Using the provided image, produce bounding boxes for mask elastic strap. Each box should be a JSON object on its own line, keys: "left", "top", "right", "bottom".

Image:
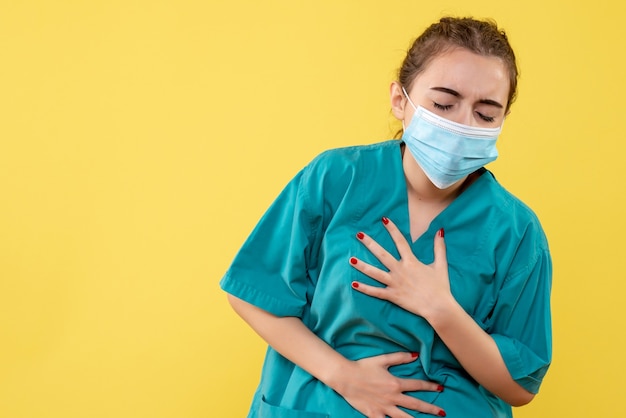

{"left": 401, "top": 86, "right": 418, "bottom": 111}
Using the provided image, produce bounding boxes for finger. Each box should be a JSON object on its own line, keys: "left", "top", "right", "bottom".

{"left": 381, "top": 217, "right": 413, "bottom": 259}
{"left": 433, "top": 228, "right": 447, "bottom": 268}
{"left": 397, "top": 394, "right": 446, "bottom": 417}
{"left": 355, "top": 231, "right": 398, "bottom": 271}
{"left": 349, "top": 256, "right": 390, "bottom": 285}
{"left": 386, "top": 406, "right": 414, "bottom": 418}
{"left": 370, "top": 351, "right": 420, "bottom": 368}
{"left": 350, "top": 280, "right": 392, "bottom": 301}
{"left": 398, "top": 378, "right": 444, "bottom": 394}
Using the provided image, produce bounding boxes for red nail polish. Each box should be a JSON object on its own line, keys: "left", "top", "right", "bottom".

{"left": 438, "top": 228, "right": 445, "bottom": 238}
{"left": 356, "top": 232, "right": 364, "bottom": 240}
{"left": 411, "top": 352, "right": 419, "bottom": 358}
{"left": 438, "top": 410, "right": 446, "bottom": 417}
{"left": 350, "top": 257, "right": 358, "bottom": 265}
{"left": 382, "top": 217, "right": 389, "bottom": 225}
{"left": 351, "top": 281, "right": 359, "bottom": 289}
{"left": 437, "top": 385, "right": 444, "bottom": 392}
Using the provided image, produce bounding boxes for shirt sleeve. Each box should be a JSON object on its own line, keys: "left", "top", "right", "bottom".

{"left": 486, "top": 222, "right": 553, "bottom": 394}
{"left": 219, "top": 166, "right": 322, "bottom": 318}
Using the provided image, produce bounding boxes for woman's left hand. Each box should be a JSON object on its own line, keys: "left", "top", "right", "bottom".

{"left": 350, "top": 217, "right": 452, "bottom": 320}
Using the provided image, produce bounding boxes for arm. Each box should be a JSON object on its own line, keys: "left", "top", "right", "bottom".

{"left": 227, "top": 293, "right": 446, "bottom": 417}
{"left": 426, "top": 297, "right": 534, "bottom": 406}
{"left": 227, "top": 293, "right": 348, "bottom": 386}
{"left": 350, "top": 219, "right": 535, "bottom": 406}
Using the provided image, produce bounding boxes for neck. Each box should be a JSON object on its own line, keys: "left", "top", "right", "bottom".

{"left": 402, "top": 147, "right": 468, "bottom": 203}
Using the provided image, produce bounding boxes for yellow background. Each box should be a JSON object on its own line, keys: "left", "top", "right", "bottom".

{"left": 1, "top": 1, "right": 624, "bottom": 417}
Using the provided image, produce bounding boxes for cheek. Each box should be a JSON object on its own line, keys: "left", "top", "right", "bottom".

{"left": 403, "top": 108, "right": 416, "bottom": 127}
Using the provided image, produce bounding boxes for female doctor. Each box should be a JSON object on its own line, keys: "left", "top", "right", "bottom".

{"left": 220, "top": 16, "right": 552, "bottom": 418}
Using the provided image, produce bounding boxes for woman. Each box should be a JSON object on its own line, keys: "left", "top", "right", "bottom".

{"left": 220, "top": 17, "right": 552, "bottom": 418}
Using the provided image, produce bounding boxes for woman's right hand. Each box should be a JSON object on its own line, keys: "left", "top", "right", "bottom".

{"left": 330, "top": 352, "right": 446, "bottom": 418}
{"left": 227, "top": 295, "right": 445, "bottom": 417}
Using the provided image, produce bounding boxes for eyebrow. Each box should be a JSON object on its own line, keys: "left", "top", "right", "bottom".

{"left": 430, "top": 87, "right": 504, "bottom": 109}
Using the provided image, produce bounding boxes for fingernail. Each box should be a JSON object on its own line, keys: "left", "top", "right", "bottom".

{"left": 356, "top": 232, "right": 364, "bottom": 240}
{"left": 438, "top": 228, "right": 445, "bottom": 238}
{"left": 437, "top": 384, "right": 444, "bottom": 392}
{"left": 438, "top": 410, "right": 446, "bottom": 417}
{"left": 411, "top": 352, "right": 419, "bottom": 358}
{"left": 350, "top": 257, "right": 358, "bottom": 265}
{"left": 382, "top": 216, "right": 389, "bottom": 225}
{"left": 351, "top": 281, "right": 359, "bottom": 289}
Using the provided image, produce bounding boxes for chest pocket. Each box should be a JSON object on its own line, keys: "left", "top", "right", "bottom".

{"left": 447, "top": 252, "right": 498, "bottom": 324}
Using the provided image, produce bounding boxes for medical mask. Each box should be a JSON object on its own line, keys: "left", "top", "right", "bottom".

{"left": 401, "top": 87, "right": 501, "bottom": 189}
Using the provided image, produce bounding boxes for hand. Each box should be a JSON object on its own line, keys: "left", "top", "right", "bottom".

{"left": 350, "top": 217, "right": 452, "bottom": 321}
{"left": 331, "top": 352, "right": 445, "bottom": 418}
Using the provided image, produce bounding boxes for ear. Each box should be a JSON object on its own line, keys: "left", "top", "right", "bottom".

{"left": 390, "top": 81, "right": 407, "bottom": 120}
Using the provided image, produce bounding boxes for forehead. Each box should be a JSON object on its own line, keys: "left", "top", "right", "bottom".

{"left": 415, "top": 48, "right": 509, "bottom": 100}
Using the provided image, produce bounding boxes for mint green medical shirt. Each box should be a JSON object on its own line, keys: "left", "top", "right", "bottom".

{"left": 220, "top": 140, "right": 552, "bottom": 418}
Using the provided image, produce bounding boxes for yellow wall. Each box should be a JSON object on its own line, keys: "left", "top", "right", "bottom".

{"left": 1, "top": 1, "right": 624, "bottom": 417}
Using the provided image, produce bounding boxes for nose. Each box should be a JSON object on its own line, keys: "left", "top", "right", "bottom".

{"left": 456, "top": 108, "right": 475, "bottom": 126}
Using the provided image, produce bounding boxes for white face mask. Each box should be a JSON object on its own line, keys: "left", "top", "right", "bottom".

{"left": 401, "top": 87, "right": 502, "bottom": 189}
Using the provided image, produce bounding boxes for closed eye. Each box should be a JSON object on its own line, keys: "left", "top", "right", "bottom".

{"left": 433, "top": 102, "right": 452, "bottom": 111}
{"left": 477, "top": 112, "right": 495, "bottom": 123}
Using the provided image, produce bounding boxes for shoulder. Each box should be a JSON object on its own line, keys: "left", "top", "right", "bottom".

{"left": 481, "top": 171, "right": 549, "bottom": 252}
{"left": 301, "top": 139, "right": 400, "bottom": 188}
{"left": 306, "top": 139, "right": 399, "bottom": 171}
